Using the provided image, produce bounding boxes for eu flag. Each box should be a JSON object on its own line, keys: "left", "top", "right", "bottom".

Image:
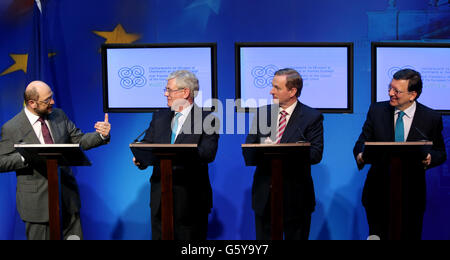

{"left": 27, "top": 0, "right": 54, "bottom": 88}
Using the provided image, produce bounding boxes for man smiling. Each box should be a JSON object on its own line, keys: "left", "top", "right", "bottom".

{"left": 354, "top": 69, "right": 447, "bottom": 240}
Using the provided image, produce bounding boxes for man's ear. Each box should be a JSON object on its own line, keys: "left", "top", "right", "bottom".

{"left": 290, "top": 87, "right": 297, "bottom": 98}
{"left": 410, "top": 91, "right": 418, "bottom": 102}
{"left": 183, "top": 88, "right": 191, "bottom": 99}
{"left": 27, "top": 100, "right": 36, "bottom": 108}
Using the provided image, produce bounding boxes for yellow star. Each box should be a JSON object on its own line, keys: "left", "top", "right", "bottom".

{"left": 0, "top": 53, "right": 57, "bottom": 77}
{"left": 0, "top": 54, "right": 29, "bottom": 76}
{"left": 93, "top": 24, "right": 141, "bottom": 44}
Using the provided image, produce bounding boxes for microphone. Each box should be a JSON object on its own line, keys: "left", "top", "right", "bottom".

{"left": 414, "top": 126, "right": 430, "bottom": 141}
{"left": 133, "top": 129, "right": 147, "bottom": 143}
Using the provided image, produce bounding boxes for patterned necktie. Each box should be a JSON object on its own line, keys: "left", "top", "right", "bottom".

{"left": 275, "top": 110, "right": 288, "bottom": 144}
{"left": 171, "top": 112, "right": 182, "bottom": 144}
{"left": 395, "top": 111, "right": 405, "bottom": 142}
{"left": 38, "top": 117, "right": 54, "bottom": 144}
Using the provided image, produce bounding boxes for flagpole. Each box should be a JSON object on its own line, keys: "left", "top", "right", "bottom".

{"left": 35, "top": 0, "right": 42, "bottom": 13}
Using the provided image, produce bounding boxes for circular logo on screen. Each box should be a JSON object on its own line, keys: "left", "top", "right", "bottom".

{"left": 252, "top": 65, "right": 278, "bottom": 89}
{"left": 387, "top": 66, "right": 416, "bottom": 78}
{"left": 118, "top": 66, "right": 147, "bottom": 89}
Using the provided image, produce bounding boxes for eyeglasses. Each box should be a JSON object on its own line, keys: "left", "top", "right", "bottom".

{"left": 35, "top": 96, "right": 53, "bottom": 105}
{"left": 388, "top": 86, "right": 411, "bottom": 95}
{"left": 163, "top": 88, "right": 185, "bottom": 94}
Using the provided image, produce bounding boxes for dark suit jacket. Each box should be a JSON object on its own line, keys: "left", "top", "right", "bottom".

{"left": 140, "top": 105, "right": 219, "bottom": 218}
{"left": 244, "top": 102, "right": 324, "bottom": 219}
{"left": 0, "top": 108, "right": 109, "bottom": 222}
{"left": 353, "top": 101, "right": 447, "bottom": 212}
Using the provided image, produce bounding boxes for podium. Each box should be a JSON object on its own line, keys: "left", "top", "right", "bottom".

{"left": 130, "top": 143, "right": 199, "bottom": 240}
{"left": 242, "top": 143, "right": 311, "bottom": 240}
{"left": 363, "top": 141, "right": 432, "bottom": 240}
{"left": 14, "top": 144, "right": 91, "bottom": 240}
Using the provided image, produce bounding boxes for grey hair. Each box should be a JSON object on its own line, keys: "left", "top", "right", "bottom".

{"left": 167, "top": 70, "right": 199, "bottom": 99}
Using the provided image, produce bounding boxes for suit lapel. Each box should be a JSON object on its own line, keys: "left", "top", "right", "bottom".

{"left": 164, "top": 110, "right": 174, "bottom": 143}
{"left": 174, "top": 105, "right": 200, "bottom": 144}
{"left": 407, "top": 102, "right": 425, "bottom": 141}
{"left": 47, "top": 111, "right": 61, "bottom": 143}
{"left": 384, "top": 103, "right": 395, "bottom": 141}
{"left": 17, "top": 110, "right": 40, "bottom": 144}
{"left": 280, "top": 102, "right": 303, "bottom": 143}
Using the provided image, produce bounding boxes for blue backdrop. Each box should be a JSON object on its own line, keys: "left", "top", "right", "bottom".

{"left": 0, "top": 0, "right": 449, "bottom": 240}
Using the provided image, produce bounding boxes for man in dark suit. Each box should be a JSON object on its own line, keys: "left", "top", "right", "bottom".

{"left": 354, "top": 69, "right": 447, "bottom": 240}
{"left": 244, "top": 68, "right": 324, "bottom": 240}
{"left": 133, "top": 70, "right": 219, "bottom": 240}
{"left": 0, "top": 81, "right": 111, "bottom": 240}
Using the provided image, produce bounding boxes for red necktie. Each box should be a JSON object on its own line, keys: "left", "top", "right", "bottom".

{"left": 275, "top": 110, "right": 288, "bottom": 144}
{"left": 38, "top": 117, "right": 54, "bottom": 144}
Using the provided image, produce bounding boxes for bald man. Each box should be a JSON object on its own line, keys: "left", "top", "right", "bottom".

{"left": 0, "top": 81, "right": 111, "bottom": 240}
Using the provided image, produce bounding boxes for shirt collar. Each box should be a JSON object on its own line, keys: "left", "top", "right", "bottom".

{"left": 24, "top": 107, "right": 41, "bottom": 125}
{"left": 177, "top": 103, "right": 194, "bottom": 117}
{"left": 395, "top": 101, "right": 416, "bottom": 119}
{"left": 280, "top": 100, "right": 298, "bottom": 116}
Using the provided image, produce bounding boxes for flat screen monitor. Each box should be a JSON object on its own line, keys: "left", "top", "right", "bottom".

{"left": 372, "top": 42, "right": 450, "bottom": 114}
{"left": 235, "top": 42, "right": 353, "bottom": 113}
{"left": 102, "top": 43, "right": 217, "bottom": 112}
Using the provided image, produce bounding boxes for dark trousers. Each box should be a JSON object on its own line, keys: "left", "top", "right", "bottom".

{"left": 25, "top": 213, "right": 83, "bottom": 240}
{"left": 151, "top": 206, "right": 209, "bottom": 240}
{"left": 255, "top": 208, "right": 311, "bottom": 240}
{"left": 365, "top": 206, "right": 425, "bottom": 240}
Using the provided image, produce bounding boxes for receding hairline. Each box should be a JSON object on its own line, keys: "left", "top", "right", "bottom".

{"left": 24, "top": 81, "right": 52, "bottom": 102}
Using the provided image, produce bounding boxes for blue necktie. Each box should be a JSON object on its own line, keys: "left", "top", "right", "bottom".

{"left": 395, "top": 111, "right": 405, "bottom": 142}
{"left": 171, "top": 112, "right": 182, "bottom": 144}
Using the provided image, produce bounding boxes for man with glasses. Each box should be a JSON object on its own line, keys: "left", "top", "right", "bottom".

{"left": 353, "top": 69, "right": 447, "bottom": 239}
{"left": 0, "top": 80, "right": 111, "bottom": 240}
{"left": 133, "top": 70, "right": 219, "bottom": 240}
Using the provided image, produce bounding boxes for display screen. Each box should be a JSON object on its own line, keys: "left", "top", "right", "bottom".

{"left": 372, "top": 42, "right": 450, "bottom": 114}
{"left": 235, "top": 43, "right": 353, "bottom": 113}
{"left": 102, "top": 43, "right": 217, "bottom": 112}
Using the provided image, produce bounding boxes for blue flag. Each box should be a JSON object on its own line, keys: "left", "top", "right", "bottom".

{"left": 26, "top": 0, "right": 53, "bottom": 87}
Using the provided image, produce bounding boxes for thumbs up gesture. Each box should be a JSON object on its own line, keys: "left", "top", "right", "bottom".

{"left": 95, "top": 113, "right": 111, "bottom": 137}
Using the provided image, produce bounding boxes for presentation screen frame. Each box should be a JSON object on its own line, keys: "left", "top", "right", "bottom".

{"left": 101, "top": 43, "right": 218, "bottom": 113}
{"left": 372, "top": 41, "right": 450, "bottom": 115}
{"left": 235, "top": 42, "right": 354, "bottom": 113}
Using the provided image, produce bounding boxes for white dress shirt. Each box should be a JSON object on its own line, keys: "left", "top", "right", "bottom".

{"left": 172, "top": 104, "right": 194, "bottom": 139}
{"left": 263, "top": 101, "right": 298, "bottom": 144}
{"left": 24, "top": 107, "right": 54, "bottom": 144}
{"left": 277, "top": 101, "right": 298, "bottom": 127}
{"left": 394, "top": 101, "right": 416, "bottom": 142}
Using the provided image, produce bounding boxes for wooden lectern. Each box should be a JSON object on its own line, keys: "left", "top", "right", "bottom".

{"left": 14, "top": 144, "right": 92, "bottom": 240}
{"left": 363, "top": 141, "right": 432, "bottom": 240}
{"left": 130, "top": 143, "right": 199, "bottom": 240}
{"left": 242, "top": 143, "right": 311, "bottom": 240}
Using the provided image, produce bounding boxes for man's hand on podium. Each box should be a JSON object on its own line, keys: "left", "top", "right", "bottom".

{"left": 422, "top": 153, "right": 431, "bottom": 169}
{"left": 133, "top": 157, "right": 148, "bottom": 170}
{"left": 356, "top": 152, "right": 365, "bottom": 170}
{"left": 95, "top": 113, "right": 111, "bottom": 138}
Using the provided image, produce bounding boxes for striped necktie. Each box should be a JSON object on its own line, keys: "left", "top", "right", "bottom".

{"left": 171, "top": 112, "right": 182, "bottom": 144}
{"left": 395, "top": 111, "right": 406, "bottom": 142}
{"left": 275, "top": 110, "right": 288, "bottom": 144}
